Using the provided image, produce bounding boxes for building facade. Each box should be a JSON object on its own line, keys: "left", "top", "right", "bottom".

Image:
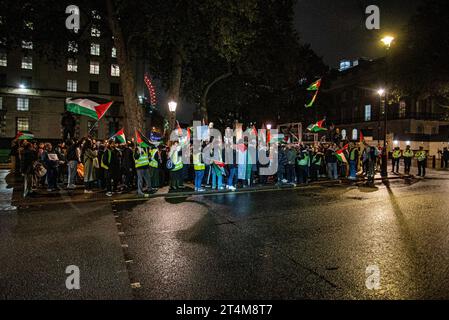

{"left": 326, "top": 58, "right": 449, "bottom": 155}
{"left": 0, "top": 17, "right": 145, "bottom": 145}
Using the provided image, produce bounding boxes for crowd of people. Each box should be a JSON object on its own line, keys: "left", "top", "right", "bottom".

{"left": 9, "top": 126, "right": 438, "bottom": 199}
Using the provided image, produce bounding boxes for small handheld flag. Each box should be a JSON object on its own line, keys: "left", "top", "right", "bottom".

{"left": 110, "top": 128, "right": 126, "bottom": 143}
{"left": 307, "top": 119, "right": 327, "bottom": 133}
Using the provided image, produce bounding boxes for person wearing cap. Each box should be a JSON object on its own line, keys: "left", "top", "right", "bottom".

{"left": 403, "top": 145, "right": 414, "bottom": 175}
{"left": 415, "top": 146, "right": 427, "bottom": 177}
{"left": 392, "top": 146, "right": 402, "bottom": 174}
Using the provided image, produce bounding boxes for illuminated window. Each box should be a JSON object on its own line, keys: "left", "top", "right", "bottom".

{"left": 22, "top": 40, "right": 33, "bottom": 49}
{"left": 67, "top": 58, "right": 77, "bottom": 72}
{"left": 68, "top": 41, "right": 78, "bottom": 53}
{"left": 90, "top": 43, "right": 100, "bottom": 56}
{"left": 399, "top": 101, "right": 406, "bottom": 118}
{"left": 341, "top": 129, "right": 347, "bottom": 140}
{"left": 111, "top": 47, "right": 117, "bottom": 58}
{"left": 21, "top": 56, "right": 32, "bottom": 69}
{"left": 16, "top": 117, "right": 29, "bottom": 131}
{"left": 111, "top": 64, "right": 120, "bottom": 77}
{"left": 364, "top": 104, "right": 372, "bottom": 121}
{"left": 90, "top": 61, "right": 100, "bottom": 74}
{"left": 91, "top": 26, "right": 101, "bottom": 37}
{"left": 0, "top": 51, "right": 6, "bottom": 67}
{"left": 17, "top": 97, "right": 29, "bottom": 111}
{"left": 0, "top": 97, "right": 3, "bottom": 110}
{"left": 67, "top": 80, "right": 77, "bottom": 92}
{"left": 352, "top": 129, "right": 358, "bottom": 141}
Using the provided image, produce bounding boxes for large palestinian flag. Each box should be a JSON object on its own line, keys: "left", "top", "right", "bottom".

{"left": 66, "top": 98, "right": 113, "bottom": 120}
{"left": 16, "top": 130, "right": 34, "bottom": 140}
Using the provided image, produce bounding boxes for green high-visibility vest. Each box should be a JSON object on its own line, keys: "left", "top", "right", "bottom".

{"left": 149, "top": 149, "right": 158, "bottom": 168}
{"left": 135, "top": 151, "right": 150, "bottom": 168}
{"left": 298, "top": 152, "right": 310, "bottom": 166}
{"left": 101, "top": 150, "right": 111, "bottom": 170}
{"left": 393, "top": 150, "right": 402, "bottom": 159}
{"left": 313, "top": 155, "right": 322, "bottom": 166}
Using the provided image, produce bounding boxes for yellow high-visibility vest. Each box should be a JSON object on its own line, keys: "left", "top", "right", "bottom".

{"left": 149, "top": 149, "right": 158, "bottom": 168}
{"left": 193, "top": 153, "right": 205, "bottom": 171}
{"left": 403, "top": 150, "right": 414, "bottom": 158}
{"left": 416, "top": 151, "right": 427, "bottom": 162}
{"left": 393, "top": 150, "right": 402, "bottom": 159}
{"left": 135, "top": 151, "right": 150, "bottom": 168}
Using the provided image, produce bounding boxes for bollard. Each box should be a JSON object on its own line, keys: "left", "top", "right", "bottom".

{"left": 433, "top": 156, "right": 436, "bottom": 169}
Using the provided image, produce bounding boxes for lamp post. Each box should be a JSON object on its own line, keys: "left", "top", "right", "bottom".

{"left": 377, "top": 88, "right": 385, "bottom": 145}
{"left": 168, "top": 100, "right": 177, "bottom": 132}
{"left": 380, "top": 35, "right": 395, "bottom": 178}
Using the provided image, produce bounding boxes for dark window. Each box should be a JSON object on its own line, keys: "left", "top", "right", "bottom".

{"left": 0, "top": 74, "right": 6, "bottom": 86}
{"left": 89, "top": 81, "right": 99, "bottom": 94}
{"left": 110, "top": 83, "right": 120, "bottom": 96}
{"left": 20, "top": 76, "right": 32, "bottom": 88}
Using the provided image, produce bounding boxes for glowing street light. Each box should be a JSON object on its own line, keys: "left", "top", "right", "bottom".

{"left": 168, "top": 100, "right": 177, "bottom": 113}
{"left": 381, "top": 35, "right": 395, "bottom": 49}
{"left": 377, "top": 88, "right": 385, "bottom": 96}
{"left": 266, "top": 124, "right": 272, "bottom": 130}
{"left": 19, "top": 84, "right": 26, "bottom": 89}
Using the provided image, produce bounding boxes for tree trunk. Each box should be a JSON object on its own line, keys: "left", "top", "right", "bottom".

{"left": 199, "top": 72, "right": 233, "bottom": 123}
{"left": 106, "top": 0, "right": 144, "bottom": 137}
{"left": 166, "top": 47, "right": 183, "bottom": 136}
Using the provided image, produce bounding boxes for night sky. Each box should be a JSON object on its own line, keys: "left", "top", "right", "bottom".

{"left": 295, "top": 0, "right": 424, "bottom": 68}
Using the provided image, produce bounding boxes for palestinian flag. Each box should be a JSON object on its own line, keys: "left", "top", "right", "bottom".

{"left": 16, "top": 130, "right": 34, "bottom": 140}
{"left": 307, "top": 79, "right": 322, "bottom": 91}
{"left": 305, "top": 79, "right": 322, "bottom": 108}
{"left": 212, "top": 160, "right": 226, "bottom": 177}
{"left": 135, "top": 129, "right": 152, "bottom": 148}
{"left": 336, "top": 148, "right": 348, "bottom": 163}
{"left": 66, "top": 98, "right": 113, "bottom": 120}
{"left": 307, "top": 119, "right": 327, "bottom": 133}
{"left": 110, "top": 128, "right": 126, "bottom": 143}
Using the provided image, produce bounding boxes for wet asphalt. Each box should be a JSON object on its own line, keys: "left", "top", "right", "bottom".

{"left": 2, "top": 169, "right": 449, "bottom": 299}
{"left": 114, "top": 171, "right": 449, "bottom": 299}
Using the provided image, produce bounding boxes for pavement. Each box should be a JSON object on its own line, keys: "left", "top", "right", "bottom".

{"left": 1, "top": 167, "right": 449, "bottom": 299}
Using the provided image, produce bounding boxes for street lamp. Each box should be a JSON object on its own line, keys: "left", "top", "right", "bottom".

{"left": 381, "top": 36, "right": 395, "bottom": 50}
{"left": 379, "top": 35, "right": 395, "bottom": 178}
{"left": 168, "top": 100, "right": 177, "bottom": 132}
{"left": 266, "top": 124, "right": 272, "bottom": 130}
